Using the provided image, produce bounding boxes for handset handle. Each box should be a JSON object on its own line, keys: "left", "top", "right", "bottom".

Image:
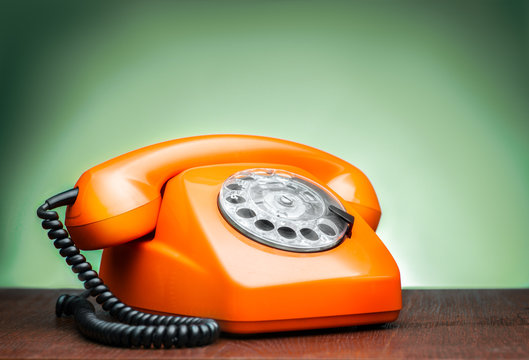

{"left": 66, "top": 135, "right": 380, "bottom": 249}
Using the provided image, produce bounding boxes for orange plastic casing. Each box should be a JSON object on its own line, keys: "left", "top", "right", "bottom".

{"left": 64, "top": 135, "right": 401, "bottom": 333}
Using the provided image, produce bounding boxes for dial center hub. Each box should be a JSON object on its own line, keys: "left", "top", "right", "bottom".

{"left": 278, "top": 195, "right": 294, "bottom": 206}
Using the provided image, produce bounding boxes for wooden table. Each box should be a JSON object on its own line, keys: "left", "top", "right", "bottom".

{"left": 0, "top": 288, "right": 527, "bottom": 359}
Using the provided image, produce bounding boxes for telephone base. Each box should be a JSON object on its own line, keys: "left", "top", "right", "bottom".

{"left": 98, "top": 162, "right": 402, "bottom": 335}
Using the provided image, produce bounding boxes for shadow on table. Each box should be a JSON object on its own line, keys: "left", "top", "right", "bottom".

{"left": 222, "top": 322, "right": 399, "bottom": 340}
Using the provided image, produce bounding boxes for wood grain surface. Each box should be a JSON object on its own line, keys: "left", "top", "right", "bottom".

{"left": 0, "top": 289, "right": 527, "bottom": 359}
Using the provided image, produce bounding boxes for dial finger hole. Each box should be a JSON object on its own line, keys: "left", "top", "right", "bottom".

{"left": 236, "top": 208, "right": 256, "bottom": 218}
{"left": 318, "top": 223, "right": 336, "bottom": 236}
{"left": 300, "top": 228, "right": 319, "bottom": 241}
{"left": 278, "top": 226, "right": 296, "bottom": 239}
{"left": 255, "top": 219, "right": 274, "bottom": 231}
{"left": 227, "top": 183, "right": 243, "bottom": 190}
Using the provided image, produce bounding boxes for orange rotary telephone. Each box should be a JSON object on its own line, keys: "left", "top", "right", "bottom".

{"left": 37, "top": 135, "right": 401, "bottom": 348}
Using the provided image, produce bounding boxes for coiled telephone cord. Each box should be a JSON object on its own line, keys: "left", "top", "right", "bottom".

{"left": 37, "top": 188, "right": 220, "bottom": 348}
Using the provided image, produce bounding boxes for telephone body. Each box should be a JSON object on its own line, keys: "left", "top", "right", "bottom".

{"left": 58, "top": 135, "right": 401, "bottom": 334}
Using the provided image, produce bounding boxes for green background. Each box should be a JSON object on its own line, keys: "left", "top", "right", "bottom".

{"left": 1, "top": 0, "right": 528, "bottom": 289}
